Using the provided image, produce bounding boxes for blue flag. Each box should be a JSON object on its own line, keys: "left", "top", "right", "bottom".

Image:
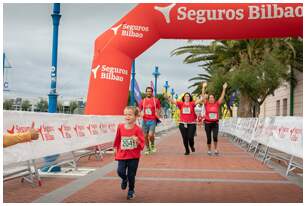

{"left": 134, "top": 80, "right": 142, "bottom": 105}
{"left": 228, "top": 90, "right": 238, "bottom": 107}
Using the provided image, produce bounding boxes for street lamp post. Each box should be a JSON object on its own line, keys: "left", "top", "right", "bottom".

{"left": 163, "top": 81, "right": 169, "bottom": 94}
{"left": 43, "top": 3, "right": 61, "bottom": 173}
{"left": 169, "top": 88, "right": 175, "bottom": 119}
{"left": 130, "top": 60, "right": 136, "bottom": 106}
{"left": 152, "top": 66, "right": 160, "bottom": 96}
{"left": 48, "top": 3, "right": 61, "bottom": 113}
{"left": 170, "top": 88, "right": 175, "bottom": 99}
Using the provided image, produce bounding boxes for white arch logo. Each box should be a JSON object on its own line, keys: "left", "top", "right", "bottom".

{"left": 91, "top": 65, "right": 100, "bottom": 79}
{"left": 154, "top": 3, "right": 176, "bottom": 24}
{"left": 111, "top": 24, "right": 123, "bottom": 35}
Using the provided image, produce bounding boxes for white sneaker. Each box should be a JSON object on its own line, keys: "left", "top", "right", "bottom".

{"left": 144, "top": 148, "right": 151, "bottom": 155}
{"left": 207, "top": 151, "right": 212, "bottom": 156}
{"left": 214, "top": 150, "right": 219, "bottom": 155}
{"left": 150, "top": 145, "right": 157, "bottom": 153}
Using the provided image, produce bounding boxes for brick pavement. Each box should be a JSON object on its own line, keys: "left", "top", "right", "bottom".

{"left": 63, "top": 127, "right": 302, "bottom": 203}
{"left": 3, "top": 177, "right": 75, "bottom": 203}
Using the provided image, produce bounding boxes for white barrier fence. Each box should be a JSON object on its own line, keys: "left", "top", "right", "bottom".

{"left": 3, "top": 111, "right": 176, "bottom": 167}
{"left": 220, "top": 116, "right": 303, "bottom": 159}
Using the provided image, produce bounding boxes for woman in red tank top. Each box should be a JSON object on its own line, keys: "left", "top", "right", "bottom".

{"left": 203, "top": 82, "right": 228, "bottom": 156}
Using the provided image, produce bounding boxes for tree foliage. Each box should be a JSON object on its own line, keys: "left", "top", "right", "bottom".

{"left": 35, "top": 99, "right": 48, "bottom": 112}
{"left": 172, "top": 38, "right": 302, "bottom": 117}
{"left": 69, "top": 101, "right": 78, "bottom": 114}
{"left": 21, "top": 100, "right": 31, "bottom": 111}
{"left": 3, "top": 99, "right": 14, "bottom": 110}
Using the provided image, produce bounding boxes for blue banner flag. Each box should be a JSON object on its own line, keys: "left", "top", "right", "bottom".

{"left": 134, "top": 80, "right": 142, "bottom": 105}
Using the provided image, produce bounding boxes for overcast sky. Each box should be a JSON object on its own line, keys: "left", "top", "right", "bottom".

{"left": 3, "top": 3, "right": 210, "bottom": 101}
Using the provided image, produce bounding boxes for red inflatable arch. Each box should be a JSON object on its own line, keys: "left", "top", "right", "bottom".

{"left": 85, "top": 3, "right": 302, "bottom": 115}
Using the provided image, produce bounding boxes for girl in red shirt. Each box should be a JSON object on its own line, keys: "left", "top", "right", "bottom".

{"left": 113, "top": 106, "right": 145, "bottom": 200}
{"left": 203, "top": 82, "right": 228, "bottom": 155}
{"left": 164, "top": 84, "right": 205, "bottom": 155}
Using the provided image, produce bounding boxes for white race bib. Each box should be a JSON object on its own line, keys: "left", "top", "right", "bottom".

{"left": 209, "top": 113, "right": 217, "bottom": 120}
{"left": 120, "top": 136, "right": 137, "bottom": 150}
{"left": 182, "top": 107, "right": 191, "bottom": 114}
{"left": 145, "top": 108, "right": 152, "bottom": 115}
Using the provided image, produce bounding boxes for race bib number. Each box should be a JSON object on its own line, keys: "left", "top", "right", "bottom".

{"left": 145, "top": 108, "right": 152, "bottom": 115}
{"left": 209, "top": 113, "right": 217, "bottom": 120}
{"left": 182, "top": 107, "right": 191, "bottom": 114}
{"left": 121, "top": 136, "right": 137, "bottom": 150}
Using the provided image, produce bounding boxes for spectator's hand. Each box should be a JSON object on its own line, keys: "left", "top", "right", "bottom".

{"left": 223, "top": 82, "right": 228, "bottom": 90}
{"left": 203, "top": 82, "right": 207, "bottom": 88}
{"left": 29, "top": 129, "right": 39, "bottom": 140}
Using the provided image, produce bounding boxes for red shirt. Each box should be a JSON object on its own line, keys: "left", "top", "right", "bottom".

{"left": 113, "top": 124, "right": 145, "bottom": 160}
{"left": 139, "top": 97, "right": 161, "bottom": 121}
{"left": 204, "top": 101, "right": 221, "bottom": 123}
{"left": 176, "top": 101, "right": 197, "bottom": 123}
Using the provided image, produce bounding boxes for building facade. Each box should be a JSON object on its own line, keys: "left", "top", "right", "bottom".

{"left": 259, "top": 70, "right": 303, "bottom": 117}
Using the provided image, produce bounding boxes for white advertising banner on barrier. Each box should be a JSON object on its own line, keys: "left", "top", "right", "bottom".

{"left": 221, "top": 118, "right": 258, "bottom": 144}
{"left": 220, "top": 116, "right": 303, "bottom": 158}
{"left": 236, "top": 118, "right": 258, "bottom": 143}
{"left": 266, "top": 116, "right": 303, "bottom": 158}
{"left": 3, "top": 111, "right": 176, "bottom": 166}
{"left": 252, "top": 117, "right": 272, "bottom": 145}
{"left": 3, "top": 111, "right": 124, "bottom": 166}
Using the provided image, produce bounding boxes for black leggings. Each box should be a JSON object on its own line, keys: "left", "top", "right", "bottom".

{"left": 204, "top": 122, "right": 219, "bottom": 144}
{"left": 178, "top": 123, "right": 196, "bottom": 153}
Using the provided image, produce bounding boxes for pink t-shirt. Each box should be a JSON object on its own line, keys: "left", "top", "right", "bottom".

{"left": 176, "top": 101, "right": 197, "bottom": 123}
{"left": 139, "top": 97, "right": 161, "bottom": 121}
{"left": 204, "top": 101, "right": 221, "bottom": 123}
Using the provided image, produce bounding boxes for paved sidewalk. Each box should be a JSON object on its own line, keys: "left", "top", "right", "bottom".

{"left": 3, "top": 127, "right": 303, "bottom": 203}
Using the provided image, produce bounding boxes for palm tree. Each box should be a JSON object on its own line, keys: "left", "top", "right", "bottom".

{"left": 171, "top": 40, "right": 242, "bottom": 117}
{"left": 172, "top": 38, "right": 300, "bottom": 117}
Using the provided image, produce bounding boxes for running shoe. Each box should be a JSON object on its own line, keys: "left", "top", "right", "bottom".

{"left": 121, "top": 179, "right": 127, "bottom": 190}
{"left": 144, "top": 148, "right": 151, "bottom": 155}
{"left": 127, "top": 190, "right": 135, "bottom": 200}
{"left": 207, "top": 150, "right": 212, "bottom": 156}
{"left": 214, "top": 150, "right": 219, "bottom": 155}
{"left": 150, "top": 144, "right": 157, "bottom": 153}
{"left": 184, "top": 151, "right": 190, "bottom": 155}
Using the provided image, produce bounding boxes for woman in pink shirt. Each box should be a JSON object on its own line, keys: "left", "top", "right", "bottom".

{"left": 165, "top": 84, "right": 205, "bottom": 155}
{"left": 203, "top": 82, "right": 228, "bottom": 156}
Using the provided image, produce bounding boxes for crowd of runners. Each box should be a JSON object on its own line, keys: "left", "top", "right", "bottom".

{"left": 113, "top": 82, "right": 228, "bottom": 200}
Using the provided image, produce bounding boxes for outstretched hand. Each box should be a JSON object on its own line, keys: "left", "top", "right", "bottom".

{"left": 203, "top": 82, "right": 207, "bottom": 88}
{"left": 223, "top": 82, "right": 228, "bottom": 90}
